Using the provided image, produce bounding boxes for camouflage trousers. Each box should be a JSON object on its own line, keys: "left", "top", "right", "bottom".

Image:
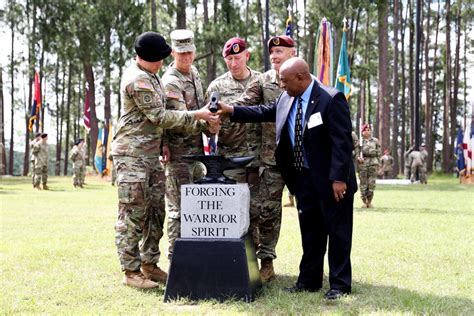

{"left": 72, "top": 165, "right": 85, "bottom": 186}
{"left": 256, "top": 165, "right": 284, "bottom": 260}
{"left": 224, "top": 167, "right": 261, "bottom": 252}
{"left": 410, "top": 162, "right": 427, "bottom": 183}
{"left": 359, "top": 163, "right": 377, "bottom": 200}
{"left": 33, "top": 165, "right": 48, "bottom": 187}
{"left": 113, "top": 156, "right": 166, "bottom": 272}
{"left": 404, "top": 165, "right": 411, "bottom": 179}
{"left": 165, "top": 161, "right": 204, "bottom": 259}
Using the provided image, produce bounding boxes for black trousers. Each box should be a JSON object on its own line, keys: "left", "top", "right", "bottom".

{"left": 293, "top": 168, "right": 353, "bottom": 291}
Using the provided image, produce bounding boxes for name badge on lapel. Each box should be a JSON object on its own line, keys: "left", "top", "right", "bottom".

{"left": 308, "top": 112, "right": 323, "bottom": 129}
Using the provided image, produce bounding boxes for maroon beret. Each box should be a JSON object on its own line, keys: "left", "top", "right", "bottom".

{"left": 222, "top": 37, "right": 247, "bottom": 57}
{"left": 361, "top": 124, "right": 371, "bottom": 132}
{"left": 268, "top": 35, "right": 295, "bottom": 52}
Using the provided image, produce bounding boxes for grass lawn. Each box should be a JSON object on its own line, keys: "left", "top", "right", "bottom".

{"left": 1, "top": 174, "right": 473, "bottom": 314}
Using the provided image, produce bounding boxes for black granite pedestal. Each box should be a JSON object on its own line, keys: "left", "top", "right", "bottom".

{"left": 164, "top": 234, "right": 261, "bottom": 302}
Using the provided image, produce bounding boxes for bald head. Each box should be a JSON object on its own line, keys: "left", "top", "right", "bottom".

{"left": 279, "top": 57, "right": 313, "bottom": 97}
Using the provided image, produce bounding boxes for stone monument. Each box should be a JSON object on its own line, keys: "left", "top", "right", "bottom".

{"left": 164, "top": 155, "right": 262, "bottom": 302}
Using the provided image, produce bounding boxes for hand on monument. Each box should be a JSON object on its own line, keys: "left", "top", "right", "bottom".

{"left": 333, "top": 181, "right": 347, "bottom": 202}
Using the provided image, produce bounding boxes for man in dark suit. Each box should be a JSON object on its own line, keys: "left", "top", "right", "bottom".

{"left": 218, "top": 57, "right": 357, "bottom": 300}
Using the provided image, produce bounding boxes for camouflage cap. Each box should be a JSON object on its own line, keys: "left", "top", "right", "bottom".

{"left": 170, "top": 29, "right": 196, "bottom": 53}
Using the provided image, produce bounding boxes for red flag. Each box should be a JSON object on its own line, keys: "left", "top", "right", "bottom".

{"left": 28, "top": 72, "right": 41, "bottom": 131}
{"left": 83, "top": 86, "right": 91, "bottom": 131}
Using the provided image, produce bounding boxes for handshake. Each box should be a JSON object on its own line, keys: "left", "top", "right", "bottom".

{"left": 194, "top": 92, "right": 235, "bottom": 134}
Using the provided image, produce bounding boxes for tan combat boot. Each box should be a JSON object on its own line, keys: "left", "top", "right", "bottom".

{"left": 260, "top": 258, "right": 276, "bottom": 282}
{"left": 42, "top": 184, "right": 49, "bottom": 190}
{"left": 141, "top": 263, "right": 168, "bottom": 284}
{"left": 122, "top": 270, "right": 159, "bottom": 289}
{"left": 283, "top": 195, "right": 295, "bottom": 207}
{"left": 361, "top": 197, "right": 367, "bottom": 208}
{"left": 367, "top": 196, "right": 374, "bottom": 208}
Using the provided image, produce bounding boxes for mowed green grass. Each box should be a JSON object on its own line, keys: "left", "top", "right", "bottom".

{"left": 1, "top": 174, "right": 473, "bottom": 314}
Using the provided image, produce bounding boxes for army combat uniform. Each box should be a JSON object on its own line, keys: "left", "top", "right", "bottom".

{"left": 358, "top": 136, "right": 380, "bottom": 206}
{"left": 162, "top": 63, "right": 206, "bottom": 259}
{"left": 408, "top": 150, "right": 426, "bottom": 183}
{"left": 232, "top": 68, "right": 285, "bottom": 261}
{"left": 206, "top": 67, "right": 262, "bottom": 248}
{"left": 111, "top": 60, "right": 206, "bottom": 276}
{"left": 70, "top": 144, "right": 86, "bottom": 187}
{"left": 380, "top": 153, "right": 394, "bottom": 179}
{"left": 32, "top": 138, "right": 48, "bottom": 189}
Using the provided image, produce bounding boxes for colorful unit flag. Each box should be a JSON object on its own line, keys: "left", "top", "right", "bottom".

{"left": 463, "top": 119, "right": 473, "bottom": 175}
{"left": 202, "top": 133, "right": 218, "bottom": 156}
{"left": 314, "top": 18, "right": 334, "bottom": 86}
{"left": 95, "top": 122, "right": 112, "bottom": 175}
{"left": 456, "top": 127, "right": 465, "bottom": 174}
{"left": 335, "top": 28, "right": 352, "bottom": 100}
{"left": 285, "top": 14, "right": 293, "bottom": 37}
{"left": 28, "top": 71, "right": 41, "bottom": 131}
{"left": 83, "top": 86, "right": 91, "bottom": 131}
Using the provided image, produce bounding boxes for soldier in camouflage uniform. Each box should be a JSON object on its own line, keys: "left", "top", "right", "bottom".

{"left": 30, "top": 133, "right": 41, "bottom": 186}
{"left": 111, "top": 31, "right": 218, "bottom": 289}
{"left": 357, "top": 124, "right": 380, "bottom": 208}
{"left": 162, "top": 29, "right": 208, "bottom": 259}
{"left": 380, "top": 149, "right": 394, "bottom": 179}
{"left": 32, "top": 133, "right": 49, "bottom": 190}
{"left": 205, "top": 37, "right": 262, "bottom": 252}
{"left": 70, "top": 138, "right": 86, "bottom": 188}
{"left": 408, "top": 147, "right": 426, "bottom": 184}
{"left": 231, "top": 35, "right": 297, "bottom": 282}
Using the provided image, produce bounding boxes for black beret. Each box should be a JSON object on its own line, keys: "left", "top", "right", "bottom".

{"left": 41, "top": 133, "right": 48, "bottom": 138}
{"left": 35, "top": 133, "right": 41, "bottom": 138}
{"left": 75, "top": 138, "right": 84, "bottom": 146}
{"left": 134, "top": 32, "right": 172, "bottom": 62}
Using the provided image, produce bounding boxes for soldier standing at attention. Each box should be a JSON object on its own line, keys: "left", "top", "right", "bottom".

{"left": 357, "top": 124, "right": 380, "bottom": 208}
{"left": 380, "top": 149, "right": 394, "bottom": 179}
{"left": 32, "top": 133, "right": 49, "bottom": 190}
{"left": 161, "top": 29, "right": 208, "bottom": 260}
{"left": 70, "top": 138, "right": 86, "bottom": 188}
{"left": 30, "top": 133, "right": 41, "bottom": 187}
{"left": 205, "top": 37, "right": 263, "bottom": 253}
{"left": 111, "top": 31, "right": 218, "bottom": 289}
{"left": 231, "top": 35, "right": 297, "bottom": 282}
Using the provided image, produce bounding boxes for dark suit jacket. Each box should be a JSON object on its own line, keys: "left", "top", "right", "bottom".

{"left": 232, "top": 79, "right": 357, "bottom": 202}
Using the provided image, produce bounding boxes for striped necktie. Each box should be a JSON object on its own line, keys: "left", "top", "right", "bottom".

{"left": 294, "top": 97, "right": 304, "bottom": 171}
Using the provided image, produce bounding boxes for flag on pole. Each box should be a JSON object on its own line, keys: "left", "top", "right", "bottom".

{"left": 94, "top": 122, "right": 113, "bottom": 175}
{"left": 456, "top": 127, "right": 465, "bottom": 174}
{"left": 28, "top": 71, "right": 41, "bottom": 131}
{"left": 463, "top": 120, "right": 473, "bottom": 175}
{"left": 314, "top": 18, "right": 334, "bottom": 86}
{"left": 285, "top": 7, "right": 293, "bottom": 37}
{"left": 202, "top": 134, "right": 218, "bottom": 156}
{"left": 335, "top": 21, "right": 352, "bottom": 101}
{"left": 104, "top": 121, "right": 113, "bottom": 176}
{"left": 83, "top": 85, "right": 91, "bottom": 132}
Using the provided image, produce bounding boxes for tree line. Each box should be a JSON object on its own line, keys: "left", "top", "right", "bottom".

{"left": 1, "top": 0, "right": 473, "bottom": 176}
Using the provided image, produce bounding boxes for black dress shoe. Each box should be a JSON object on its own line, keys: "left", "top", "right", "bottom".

{"left": 285, "top": 283, "right": 321, "bottom": 293}
{"left": 324, "top": 288, "right": 350, "bottom": 300}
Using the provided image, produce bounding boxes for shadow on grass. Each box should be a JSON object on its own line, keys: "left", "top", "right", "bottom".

{"left": 355, "top": 206, "right": 453, "bottom": 215}
{"left": 253, "top": 274, "right": 473, "bottom": 314}
{"left": 376, "top": 184, "right": 472, "bottom": 192}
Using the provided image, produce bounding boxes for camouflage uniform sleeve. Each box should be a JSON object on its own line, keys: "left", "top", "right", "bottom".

{"left": 32, "top": 142, "right": 41, "bottom": 155}
{"left": 70, "top": 147, "right": 77, "bottom": 161}
{"left": 375, "top": 139, "right": 381, "bottom": 163}
{"left": 128, "top": 77, "right": 202, "bottom": 132}
{"left": 230, "top": 76, "right": 263, "bottom": 106}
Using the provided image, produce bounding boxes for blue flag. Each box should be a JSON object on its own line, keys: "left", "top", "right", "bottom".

{"left": 335, "top": 30, "right": 351, "bottom": 100}
{"left": 285, "top": 14, "right": 293, "bottom": 37}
